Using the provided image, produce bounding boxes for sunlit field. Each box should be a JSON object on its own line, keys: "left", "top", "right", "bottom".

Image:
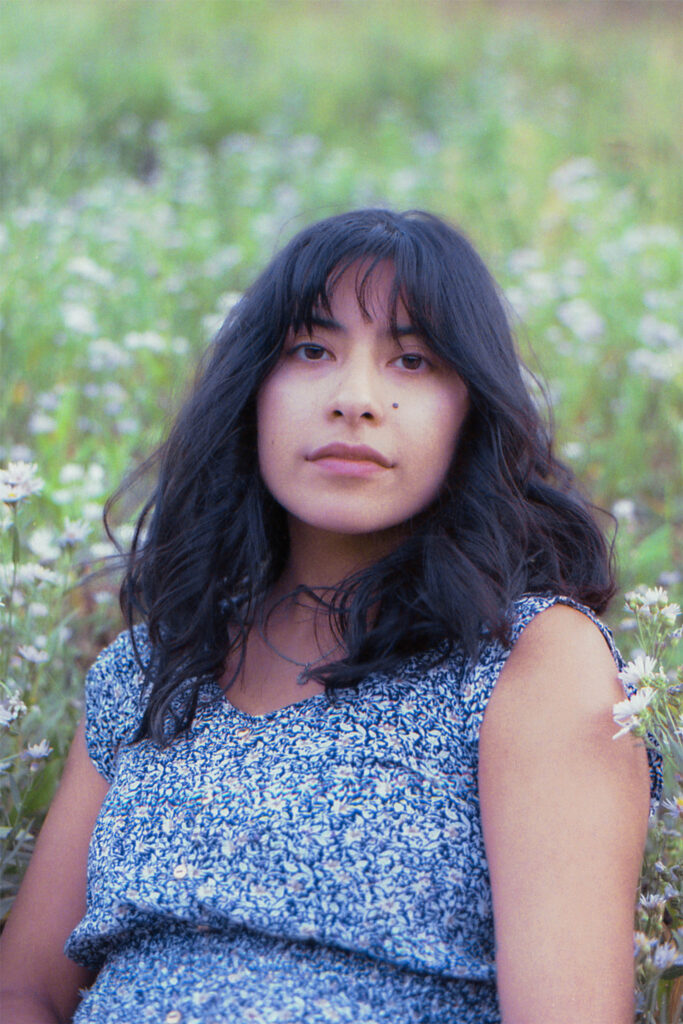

{"left": 1, "top": 1, "right": 681, "bottom": 1014}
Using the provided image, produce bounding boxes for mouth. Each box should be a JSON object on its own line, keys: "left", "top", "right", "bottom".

{"left": 307, "top": 443, "right": 393, "bottom": 469}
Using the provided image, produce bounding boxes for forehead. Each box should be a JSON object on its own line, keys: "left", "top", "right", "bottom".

{"left": 317, "top": 259, "right": 410, "bottom": 325}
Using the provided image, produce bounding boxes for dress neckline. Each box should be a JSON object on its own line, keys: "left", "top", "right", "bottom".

{"left": 207, "top": 680, "right": 330, "bottom": 723}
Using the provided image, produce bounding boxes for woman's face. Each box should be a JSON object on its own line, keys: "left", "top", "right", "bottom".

{"left": 257, "top": 261, "right": 469, "bottom": 540}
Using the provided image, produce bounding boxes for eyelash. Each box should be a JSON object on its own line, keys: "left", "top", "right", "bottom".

{"left": 287, "top": 344, "right": 432, "bottom": 371}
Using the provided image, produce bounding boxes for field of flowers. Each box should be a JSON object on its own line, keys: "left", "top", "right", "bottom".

{"left": 1, "top": 1, "right": 681, "bottom": 1017}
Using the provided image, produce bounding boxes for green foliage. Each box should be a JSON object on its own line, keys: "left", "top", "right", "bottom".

{"left": 0, "top": 0, "right": 681, "bottom": 1008}
{"left": 616, "top": 588, "right": 683, "bottom": 1022}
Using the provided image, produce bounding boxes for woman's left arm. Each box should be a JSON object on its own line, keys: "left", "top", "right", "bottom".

{"left": 479, "top": 603, "right": 651, "bottom": 1024}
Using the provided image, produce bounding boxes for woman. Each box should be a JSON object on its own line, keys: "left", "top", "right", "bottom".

{"left": 0, "top": 209, "right": 658, "bottom": 1023}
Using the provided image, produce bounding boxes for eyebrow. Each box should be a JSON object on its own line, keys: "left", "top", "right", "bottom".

{"left": 308, "top": 314, "right": 421, "bottom": 339}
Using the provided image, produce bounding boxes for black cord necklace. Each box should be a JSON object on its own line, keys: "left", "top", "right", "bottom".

{"left": 255, "top": 617, "right": 342, "bottom": 686}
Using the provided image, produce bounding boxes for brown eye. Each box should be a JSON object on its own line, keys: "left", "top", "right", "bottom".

{"left": 300, "top": 345, "right": 327, "bottom": 360}
{"left": 290, "top": 344, "right": 329, "bottom": 361}
{"left": 396, "top": 353, "right": 428, "bottom": 371}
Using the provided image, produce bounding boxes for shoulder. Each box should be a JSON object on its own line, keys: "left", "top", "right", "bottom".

{"left": 479, "top": 598, "right": 643, "bottom": 788}
{"left": 460, "top": 595, "right": 621, "bottom": 740}
{"left": 83, "top": 624, "right": 152, "bottom": 782}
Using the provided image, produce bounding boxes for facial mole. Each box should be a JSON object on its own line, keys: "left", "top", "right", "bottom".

{"left": 392, "top": 403, "right": 399, "bottom": 409}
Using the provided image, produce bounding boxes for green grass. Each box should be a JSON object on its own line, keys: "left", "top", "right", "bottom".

{"left": 0, "top": 0, "right": 681, "bottom": 791}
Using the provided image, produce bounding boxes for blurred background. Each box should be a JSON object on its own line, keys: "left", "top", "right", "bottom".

{"left": 0, "top": 0, "right": 681, "bottom": 770}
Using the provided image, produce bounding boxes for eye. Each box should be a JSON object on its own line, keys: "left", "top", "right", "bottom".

{"left": 393, "top": 352, "right": 431, "bottom": 371}
{"left": 289, "top": 343, "right": 330, "bottom": 362}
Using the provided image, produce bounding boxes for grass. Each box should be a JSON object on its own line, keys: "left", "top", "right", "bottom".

{"left": 0, "top": 7, "right": 681, "bottom": 995}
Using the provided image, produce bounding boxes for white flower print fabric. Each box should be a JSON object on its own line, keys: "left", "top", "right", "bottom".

{"left": 65, "top": 595, "right": 662, "bottom": 1023}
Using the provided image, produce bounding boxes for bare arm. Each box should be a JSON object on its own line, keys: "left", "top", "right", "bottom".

{"left": 0, "top": 719, "right": 110, "bottom": 1023}
{"left": 479, "top": 605, "right": 650, "bottom": 1024}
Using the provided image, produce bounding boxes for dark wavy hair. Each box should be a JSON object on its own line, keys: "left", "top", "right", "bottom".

{"left": 108, "top": 208, "right": 616, "bottom": 744}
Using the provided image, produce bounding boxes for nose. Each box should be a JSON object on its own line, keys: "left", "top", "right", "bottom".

{"left": 328, "top": 354, "right": 384, "bottom": 423}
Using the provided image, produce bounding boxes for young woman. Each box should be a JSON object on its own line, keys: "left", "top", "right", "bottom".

{"left": 0, "top": 209, "right": 659, "bottom": 1023}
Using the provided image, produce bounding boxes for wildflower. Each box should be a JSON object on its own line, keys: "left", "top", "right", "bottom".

{"left": 652, "top": 943, "right": 680, "bottom": 970}
{"left": 61, "top": 302, "right": 97, "bottom": 334}
{"left": 16, "top": 563, "right": 59, "bottom": 587}
{"left": 0, "top": 691, "right": 27, "bottom": 726}
{"left": 612, "top": 499, "right": 637, "bottom": 527}
{"left": 59, "top": 519, "right": 90, "bottom": 548}
{"left": 639, "top": 893, "right": 665, "bottom": 912}
{"left": 612, "top": 687, "right": 656, "bottom": 739}
{"left": 0, "top": 461, "right": 44, "bottom": 504}
{"left": 28, "top": 412, "right": 57, "bottom": 435}
{"left": 123, "top": 330, "right": 167, "bottom": 353}
{"left": 66, "top": 256, "right": 113, "bottom": 287}
{"left": 640, "top": 587, "right": 669, "bottom": 609}
{"left": 660, "top": 796, "right": 683, "bottom": 817}
{"left": 661, "top": 603, "right": 681, "bottom": 627}
{"left": 24, "top": 739, "right": 51, "bottom": 760}
{"left": 618, "top": 655, "right": 659, "bottom": 689}
{"left": 557, "top": 298, "right": 605, "bottom": 343}
{"left": 561, "top": 442, "right": 584, "bottom": 461}
{"left": 17, "top": 645, "right": 49, "bottom": 664}
{"left": 29, "top": 527, "right": 60, "bottom": 561}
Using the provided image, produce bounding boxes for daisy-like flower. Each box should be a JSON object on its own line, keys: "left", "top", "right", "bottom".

{"left": 24, "top": 738, "right": 51, "bottom": 759}
{"left": 59, "top": 518, "right": 90, "bottom": 548}
{"left": 641, "top": 587, "right": 669, "bottom": 609}
{"left": 618, "top": 655, "right": 659, "bottom": 689}
{"left": 0, "top": 691, "right": 27, "bottom": 726}
{"left": 0, "top": 461, "right": 44, "bottom": 505}
{"left": 660, "top": 602, "right": 681, "bottom": 627}
{"left": 612, "top": 687, "right": 656, "bottom": 739}
{"left": 17, "top": 645, "right": 49, "bottom": 664}
{"left": 652, "top": 943, "right": 680, "bottom": 970}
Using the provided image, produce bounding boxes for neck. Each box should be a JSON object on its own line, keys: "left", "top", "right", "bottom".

{"left": 277, "top": 518, "right": 404, "bottom": 595}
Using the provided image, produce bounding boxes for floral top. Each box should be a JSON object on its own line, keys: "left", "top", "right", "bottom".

{"left": 65, "top": 595, "right": 661, "bottom": 1024}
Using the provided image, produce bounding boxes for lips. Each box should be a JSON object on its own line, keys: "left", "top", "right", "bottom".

{"left": 307, "top": 443, "right": 393, "bottom": 468}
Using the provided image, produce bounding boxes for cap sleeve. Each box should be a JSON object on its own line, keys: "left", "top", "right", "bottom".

{"left": 463, "top": 594, "right": 662, "bottom": 805}
{"left": 83, "top": 625, "right": 152, "bottom": 782}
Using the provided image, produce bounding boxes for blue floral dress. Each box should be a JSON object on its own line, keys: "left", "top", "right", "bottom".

{"left": 65, "top": 595, "right": 661, "bottom": 1024}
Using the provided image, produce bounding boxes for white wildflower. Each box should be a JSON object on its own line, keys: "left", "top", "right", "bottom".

{"left": 612, "top": 687, "right": 656, "bottom": 739}
{"left": 629, "top": 347, "right": 681, "bottom": 381}
{"left": 24, "top": 738, "right": 52, "bottom": 759}
{"left": 640, "top": 587, "right": 669, "bottom": 609}
{"left": 28, "top": 412, "right": 57, "bottom": 435}
{"left": 652, "top": 943, "right": 680, "bottom": 970}
{"left": 59, "top": 519, "right": 90, "bottom": 547}
{"left": 619, "top": 655, "right": 659, "bottom": 688}
{"left": 123, "top": 331, "right": 167, "bottom": 353}
{"left": 561, "top": 442, "right": 584, "bottom": 461}
{"left": 638, "top": 314, "right": 680, "bottom": 350}
{"left": 550, "top": 157, "right": 600, "bottom": 203}
{"left": 16, "top": 564, "right": 59, "bottom": 586}
{"left": 28, "top": 527, "right": 60, "bottom": 561}
{"left": 611, "top": 499, "right": 637, "bottom": 524}
{"left": 59, "top": 464, "right": 85, "bottom": 484}
{"left": 0, "top": 705, "right": 15, "bottom": 727}
{"left": 66, "top": 256, "right": 113, "bottom": 287}
{"left": 639, "top": 893, "right": 665, "bottom": 911}
{"left": 0, "top": 691, "right": 27, "bottom": 726}
{"left": 61, "top": 302, "right": 97, "bottom": 334}
{"left": 557, "top": 298, "right": 605, "bottom": 343}
{"left": 17, "top": 645, "right": 49, "bottom": 664}
{"left": 661, "top": 603, "right": 681, "bottom": 626}
{"left": 88, "top": 338, "right": 132, "bottom": 371}
{"left": 0, "top": 461, "right": 44, "bottom": 504}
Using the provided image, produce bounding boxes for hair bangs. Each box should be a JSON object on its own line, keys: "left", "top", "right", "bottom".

{"left": 277, "top": 214, "right": 447, "bottom": 355}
